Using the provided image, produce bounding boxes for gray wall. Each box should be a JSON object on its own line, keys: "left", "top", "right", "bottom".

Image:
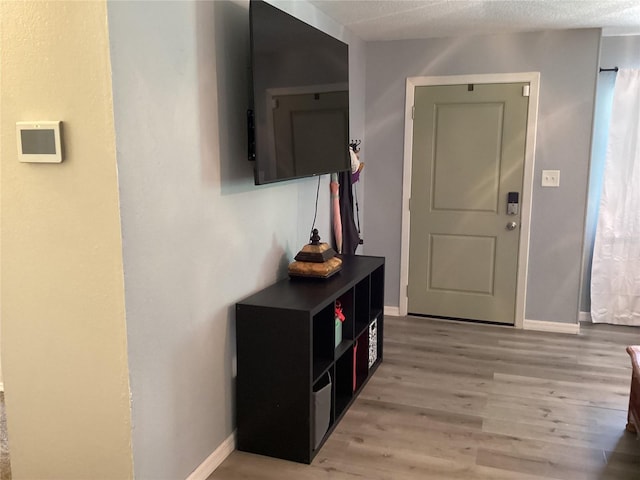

{"left": 107, "top": 1, "right": 365, "bottom": 478}
{"left": 601, "top": 35, "right": 640, "bottom": 66}
{"left": 580, "top": 35, "right": 640, "bottom": 313}
{"left": 363, "top": 29, "right": 600, "bottom": 324}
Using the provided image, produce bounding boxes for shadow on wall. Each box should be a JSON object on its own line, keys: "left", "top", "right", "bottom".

{"left": 196, "top": 0, "right": 255, "bottom": 195}
{"left": 258, "top": 234, "right": 292, "bottom": 287}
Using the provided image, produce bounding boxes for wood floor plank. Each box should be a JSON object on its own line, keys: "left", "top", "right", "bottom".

{"left": 371, "top": 361, "right": 495, "bottom": 394}
{"left": 208, "top": 316, "right": 640, "bottom": 480}
{"left": 351, "top": 397, "right": 484, "bottom": 431}
{"left": 360, "top": 379, "right": 488, "bottom": 416}
{"left": 604, "top": 450, "right": 640, "bottom": 478}
{"left": 484, "top": 394, "right": 628, "bottom": 432}
{"left": 476, "top": 446, "right": 606, "bottom": 480}
{"left": 482, "top": 416, "right": 634, "bottom": 454}
{"left": 489, "top": 372, "right": 630, "bottom": 410}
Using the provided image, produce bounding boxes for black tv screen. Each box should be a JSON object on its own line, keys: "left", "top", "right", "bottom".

{"left": 248, "top": 0, "right": 350, "bottom": 185}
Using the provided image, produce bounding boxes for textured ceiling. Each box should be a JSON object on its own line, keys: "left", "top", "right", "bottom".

{"left": 308, "top": 0, "right": 640, "bottom": 41}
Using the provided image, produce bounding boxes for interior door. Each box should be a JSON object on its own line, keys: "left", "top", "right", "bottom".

{"left": 408, "top": 83, "right": 528, "bottom": 324}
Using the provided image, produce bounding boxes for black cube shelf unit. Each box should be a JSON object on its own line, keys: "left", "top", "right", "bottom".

{"left": 236, "top": 255, "right": 385, "bottom": 464}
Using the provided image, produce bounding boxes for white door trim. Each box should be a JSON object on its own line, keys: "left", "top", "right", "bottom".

{"left": 399, "top": 73, "right": 540, "bottom": 329}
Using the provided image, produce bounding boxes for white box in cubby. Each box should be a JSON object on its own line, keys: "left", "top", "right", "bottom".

{"left": 368, "top": 318, "right": 378, "bottom": 368}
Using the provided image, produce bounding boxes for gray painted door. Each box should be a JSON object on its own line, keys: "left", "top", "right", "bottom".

{"left": 408, "top": 83, "right": 528, "bottom": 324}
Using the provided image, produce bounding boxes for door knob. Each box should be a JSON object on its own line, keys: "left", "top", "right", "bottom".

{"left": 506, "top": 221, "right": 518, "bottom": 231}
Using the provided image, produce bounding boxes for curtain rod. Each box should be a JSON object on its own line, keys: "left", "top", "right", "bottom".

{"left": 599, "top": 67, "right": 619, "bottom": 73}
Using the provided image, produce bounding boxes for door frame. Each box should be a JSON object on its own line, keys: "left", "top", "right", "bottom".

{"left": 399, "top": 72, "right": 540, "bottom": 328}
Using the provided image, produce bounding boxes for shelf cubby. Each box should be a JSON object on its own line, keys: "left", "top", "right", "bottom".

{"left": 370, "top": 265, "right": 385, "bottom": 321}
{"left": 335, "top": 288, "right": 354, "bottom": 340}
{"left": 354, "top": 331, "right": 370, "bottom": 392}
{"left": 312, "top": 368, "right": 334, "bottom": 451}
{"left": 334, "top": 348, "right": 353, "bottom": 419}
{"left": 313, "top": 303, "right": 335, "bottom": 381}
{"left": 354, "top": 277, "right": 370, "bottom": 337}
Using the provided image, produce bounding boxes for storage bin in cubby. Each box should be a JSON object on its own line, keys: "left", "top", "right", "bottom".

{"left": 312, "top": 371, "right": 332, "bottom": 449}
{"left": 368, "top": 317, "right": 378, "bottom": 368}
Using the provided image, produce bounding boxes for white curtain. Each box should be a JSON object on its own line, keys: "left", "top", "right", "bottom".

{"left": 591, "top": 69, "right": 640, "bottom": 325}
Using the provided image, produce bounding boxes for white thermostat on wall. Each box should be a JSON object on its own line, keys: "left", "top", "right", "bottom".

{"left": 16, "top": 121, "right": 63, "bottom": 163}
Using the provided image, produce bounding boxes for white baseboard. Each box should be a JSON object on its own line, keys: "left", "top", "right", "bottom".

{"left": 579, "top": 311, "right": 592, "bottom": 323}
{"left": 384, "top": 306, "right": 401, "bottom": 316}
{"left": 185, "top": 431, "right": 236, "bottom": 480}
{"left": 523, "top": 319, "right": 580, "bottom": 335}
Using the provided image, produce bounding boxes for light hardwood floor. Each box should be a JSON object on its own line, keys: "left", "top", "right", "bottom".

{"left": 209, "top": 316, "right": 640, "bottom": 479}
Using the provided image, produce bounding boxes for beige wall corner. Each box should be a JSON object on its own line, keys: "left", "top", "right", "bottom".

{"left": 0, "top": 1, "right": 133, "bottom": 478}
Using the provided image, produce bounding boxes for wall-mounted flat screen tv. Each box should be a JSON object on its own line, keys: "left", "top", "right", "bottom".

{"left": 248, "top": 0, "right": 350, "bottom": 185}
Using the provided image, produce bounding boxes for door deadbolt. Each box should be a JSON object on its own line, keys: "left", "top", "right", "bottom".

{"left": 507, "top": 192, "right": 519, "bottom": 215}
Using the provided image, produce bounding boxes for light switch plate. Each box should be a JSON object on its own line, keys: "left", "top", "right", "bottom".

{"left": 542, "top": 170, "right": 560, "bottom": 187}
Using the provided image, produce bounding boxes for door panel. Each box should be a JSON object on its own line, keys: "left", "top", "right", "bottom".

{"left": 433, "top": 103, "right": 503, "bottom": 212}
{"left": 408, "top": 83, "right": 528, "bottom": 324}
{"left": 429, "top": 234, "right": 496, "bottom": 294}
